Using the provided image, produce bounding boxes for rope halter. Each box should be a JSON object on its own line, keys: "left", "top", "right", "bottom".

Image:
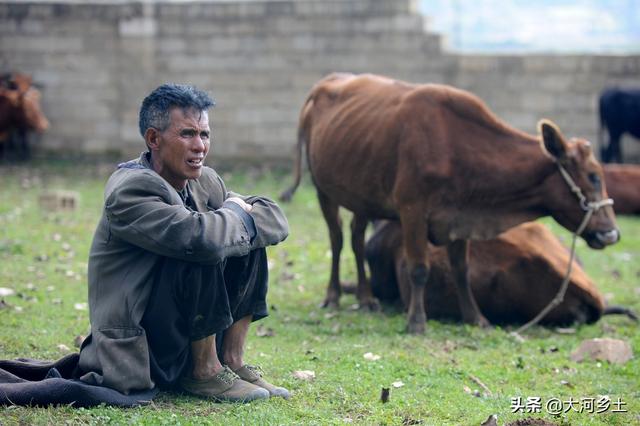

{"left": 556, "top": 163, "right": 614, "bottom": 214}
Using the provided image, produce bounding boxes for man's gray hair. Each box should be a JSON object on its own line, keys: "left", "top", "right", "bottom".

{"left": 138, "top": 83, "right": 215, "bottom": 137}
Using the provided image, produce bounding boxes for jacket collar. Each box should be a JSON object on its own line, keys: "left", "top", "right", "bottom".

{"left": 139, "top": 151, "right": 152, "bottom": 169}
{"left": 137, "top": 151, "right": 209, "bottom": 212}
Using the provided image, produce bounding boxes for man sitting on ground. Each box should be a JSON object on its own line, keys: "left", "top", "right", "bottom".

{"left": 77, "top": 83, "right": 289, "bottom": 402}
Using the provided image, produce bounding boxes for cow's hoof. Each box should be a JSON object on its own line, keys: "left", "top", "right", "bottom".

{"left": 462, "top": 313, "right": 491, "bottom": 328}
{"left": 474, "top": 316, "right": 491, "bottom": 328}
{"left": 358, "top": 298, "right": 381, "bottom": 312}
{"left": 407, "top": 321, "right": 425, "bottom": 335}
{"left": 321, "top": 298, "right": 340, "bottom": 309}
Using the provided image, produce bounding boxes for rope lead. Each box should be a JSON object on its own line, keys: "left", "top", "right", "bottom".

{"left": 511, "top": 164, "right": 613, "bottom": 339}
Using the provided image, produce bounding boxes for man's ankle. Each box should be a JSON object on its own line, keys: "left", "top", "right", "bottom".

{"left": 225, "top": 361, "right": 243, "bottom": 371}
{"left": 191, "top": 363, "right": 224, "bottom": 380}
{"left": 222, "top": 354, "right": 243, "bottom": 371}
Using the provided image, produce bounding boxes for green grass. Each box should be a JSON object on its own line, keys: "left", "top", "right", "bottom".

{"left": 0, "top": 161, "right": 638, "bottom": 426}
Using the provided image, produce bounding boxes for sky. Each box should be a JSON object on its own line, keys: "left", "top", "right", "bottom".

{"left": 419, "top": 0, "right": 640, "bottom": 53}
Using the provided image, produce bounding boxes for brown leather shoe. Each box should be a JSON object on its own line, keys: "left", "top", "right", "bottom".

{"left": 234, "top": 365, "right": 291, "bottom": 399}
{"left": 180, "top": 366, "right": 269, "bottom": 403}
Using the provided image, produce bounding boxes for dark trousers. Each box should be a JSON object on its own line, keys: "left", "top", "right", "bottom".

{"left": 140, "top": 248, "right": 269, "bottom": 389}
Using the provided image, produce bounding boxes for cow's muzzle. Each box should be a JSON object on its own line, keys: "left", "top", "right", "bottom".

{"left": 584, "top": 229, "right": 620, "bottom": 249}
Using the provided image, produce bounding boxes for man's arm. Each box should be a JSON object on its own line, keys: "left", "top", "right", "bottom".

{"left": 105, "top": 173, "right": 254, "bottom": 264}
{"left": 226, "top": 190, "right": 289, "bottom": 249}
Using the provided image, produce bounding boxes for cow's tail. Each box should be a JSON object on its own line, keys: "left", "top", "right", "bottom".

{"left": 279, "top": 94, "right": 314, "bottom": 202}
{"left": 602, "top": 305, "right": 638, "bottom": 322}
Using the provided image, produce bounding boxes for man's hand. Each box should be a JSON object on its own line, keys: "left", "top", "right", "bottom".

{"left": 226, "top": 197, "right": 253, "bottom": 213}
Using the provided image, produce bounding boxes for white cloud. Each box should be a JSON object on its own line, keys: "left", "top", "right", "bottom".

{"left": 419, "top": 0, "right": 640, "bottom": 53}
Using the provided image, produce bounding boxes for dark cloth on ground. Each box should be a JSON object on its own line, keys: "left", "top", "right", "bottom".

{"left": 141, "top": 248, "right": 269, "bottom": 389}
{"left": 0, "top": 247, "right": 268, "bottom": 406}
{"left": 0, "top": 353, "right": 157, "bottom": 407}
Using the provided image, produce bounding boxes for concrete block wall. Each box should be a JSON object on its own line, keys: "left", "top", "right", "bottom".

{"left": 1, "top": 0, "right": 639, "bottom": 163}
{"left": 449, "top": 55, "right": 640, "bottom": 161}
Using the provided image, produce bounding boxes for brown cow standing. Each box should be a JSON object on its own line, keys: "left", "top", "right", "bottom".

{"left": 281, "top": 73, "right": 619, "bottom": 334}
{"left": 0, "top": 72, "right": 49, "bottom": 160}
{"left": 366, "top": 221, "right": 609, "bottom": 325}
{"left": 604, "top": 164, "right": 640, "bottom": 215}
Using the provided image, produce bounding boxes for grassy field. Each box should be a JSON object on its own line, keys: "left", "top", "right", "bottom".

{"left": 0, "top": 161, "right": 638, "bottom": 426}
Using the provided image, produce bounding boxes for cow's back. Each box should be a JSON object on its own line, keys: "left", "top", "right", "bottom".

{"left": 302, "top": 73, "right": 535, "bottom": 221}
{"left": 600, "top": 87, "right": 640, "bottom": 138}
{"left": 303, "top": 73, "right": 416, "bottom": 216}
{"left": 604, "top": 164, "right": 640, "bottom": 215}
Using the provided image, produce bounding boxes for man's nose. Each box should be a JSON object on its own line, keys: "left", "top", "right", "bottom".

{"left": 192, "top": 136, "right": 206, "bottom": 152}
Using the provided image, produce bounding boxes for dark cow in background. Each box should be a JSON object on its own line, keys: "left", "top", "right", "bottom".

{"left": 0, "top": 72, "right": 49, "bottom": 161}
{"left": 604, "top": 164, "right": 640, "bottom": 215}
{"left": 281, "top": 72, "right": 619, "bottom": 333}
{"left": 366, "top": 221, "right": 636, "bottom": 326}
{"left": 599, "top": 87, "right": 640, "bottom": 163}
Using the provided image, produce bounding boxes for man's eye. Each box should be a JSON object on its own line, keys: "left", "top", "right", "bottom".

{"left": 181, "top": 130, "right": 196, "bottom": 138}
{"left": 200, "top": 132, "right": 210, "bottom": 140}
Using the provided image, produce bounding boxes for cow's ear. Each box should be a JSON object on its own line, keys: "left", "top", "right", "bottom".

{"left": 538, "top": 119, "right": 569, "bottom": 161}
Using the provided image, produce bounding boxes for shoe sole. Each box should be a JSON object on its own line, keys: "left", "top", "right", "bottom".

{"left": 210, "top": 389, "right": 270, "bottom": 403}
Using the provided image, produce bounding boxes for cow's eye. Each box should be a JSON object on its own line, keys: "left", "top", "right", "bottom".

{"left": 588, "top": 173, "right": 601, "bottom": 188}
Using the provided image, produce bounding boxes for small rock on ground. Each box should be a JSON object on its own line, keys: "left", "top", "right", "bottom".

{"left": 570, "top": 338, "right": 633, "bottom": 364}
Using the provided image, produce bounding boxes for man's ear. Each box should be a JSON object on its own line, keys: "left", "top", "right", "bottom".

{"left": 538, "top": 119, "right": 569, "bottom": 162}
{"left": 144, "top": 128, "right": 160, "bottom": 151}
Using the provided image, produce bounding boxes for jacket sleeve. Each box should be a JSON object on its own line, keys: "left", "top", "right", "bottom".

{"left": 226, "top": 190, "right": 289, "bottom": 249}
{"left": 105, "top": 173, "right": 253, "bottom": 264}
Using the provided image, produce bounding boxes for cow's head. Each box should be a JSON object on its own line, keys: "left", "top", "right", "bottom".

{"left": 539, "top": 119, "right": 619, "bottom": 249}
{"left": 21, "top": 86, "right": 49, "bottom": 133}
{"left": 0, "top": 73, "right": 49, "bottom": 133}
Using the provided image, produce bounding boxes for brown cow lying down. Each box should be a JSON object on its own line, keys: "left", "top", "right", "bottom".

{"left": 0, "top": 72, "right": 49, "bottom": 160}
{"left": 604, "top": 164, "right": 640, "bottom": 215}
{"left": 366, "top": 221, "right": 635, "bottom": 325}
{"left": 281, "top": 72, "right": 619, "bottom": 333}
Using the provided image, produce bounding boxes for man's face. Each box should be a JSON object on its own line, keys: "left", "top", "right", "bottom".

{"left": 149, "top": 107, "right": 210, "bottom": 190}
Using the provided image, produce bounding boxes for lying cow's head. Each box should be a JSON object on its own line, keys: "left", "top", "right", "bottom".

{"left": 0, "top": 73, "right": 49, "bottom": 133}
{"left": 539, "top": 119, "right": 619, "bottom": 249}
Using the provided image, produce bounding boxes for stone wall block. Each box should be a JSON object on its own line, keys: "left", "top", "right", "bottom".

{"left": 119, "top": 16, "right": 156, "bottom": 38}
{"left": 1, "top": 35, "right": 84, "bottom": 53}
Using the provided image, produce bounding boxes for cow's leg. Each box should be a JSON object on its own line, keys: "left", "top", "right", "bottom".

{"left": 610, "top": 134, "right": 623, "bottom": 163}
{"left": 350, "top": 214, "right": 380, "bottom": 311}
{"left": 317, "top": 190, "right": 343, "bottom": 309}
{"left": 600, "top": 129, "right": 611, "bottom": 163}
{"left": 399, "top": 209, "right": 429, "bottom": 334}
{"left": 600, "top": 147, "right": 608, "bottom": 163}
{"left": 19, "top": 129, "right": 30, "bottom": 161}
{"left": 447, "top": 240, "right": 490, "bottom": 327}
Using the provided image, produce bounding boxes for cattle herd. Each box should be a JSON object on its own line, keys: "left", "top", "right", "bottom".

{"left": 1, "top": 69, "right": 638, "bottom": 331}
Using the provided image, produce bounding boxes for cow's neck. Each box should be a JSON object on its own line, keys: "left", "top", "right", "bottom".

{"left": 441, "top": 134, "right": 559, "bottom": 242}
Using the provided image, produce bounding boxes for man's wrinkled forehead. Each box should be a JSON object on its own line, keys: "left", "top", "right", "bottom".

{"left": 168, "top": 106, "right": 210, "bottom": 127}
